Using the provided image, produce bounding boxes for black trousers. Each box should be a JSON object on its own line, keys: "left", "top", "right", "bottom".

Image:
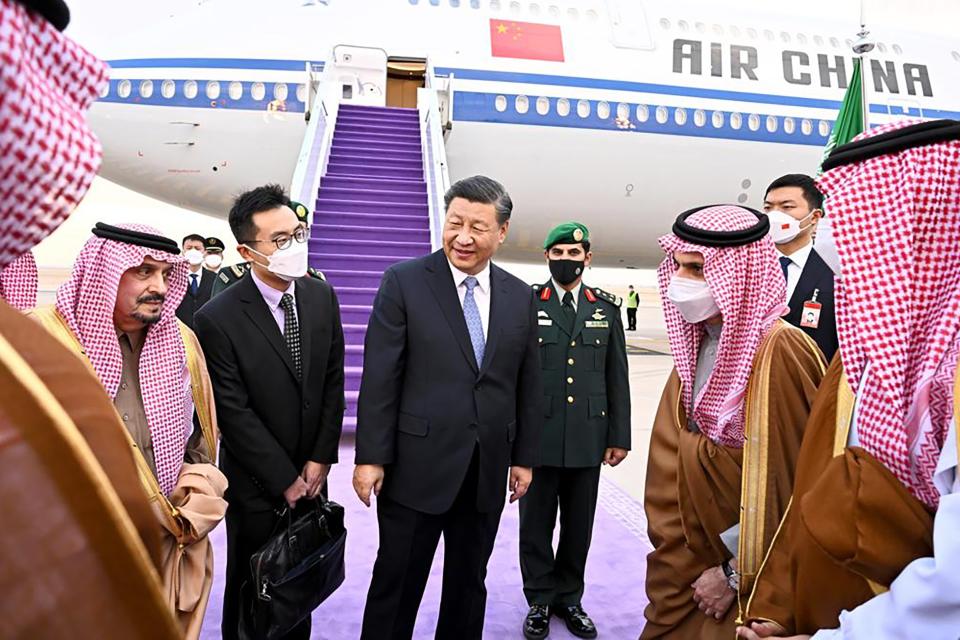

{"left": 360, "top": 449, "right": 503, "bottom": 640}
{"left": 518, "top": 465, "right": 601, "bottom": 607}
{"left": 626, "top": 307, "right": 637, "bottom": 330}
{"left": 222, "top": 506, "right": 311, "bottom": 640}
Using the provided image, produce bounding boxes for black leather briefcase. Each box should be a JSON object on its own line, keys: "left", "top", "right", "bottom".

{"left": 239, "top": 498, "right": 346, "bottom": 639}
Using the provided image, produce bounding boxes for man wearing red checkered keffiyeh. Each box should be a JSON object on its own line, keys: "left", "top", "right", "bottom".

{"left": 641, "top": 205, "right": 826, "bottom": 640}
{"left": 0, "top": 250, "right": 37, "bottom": 310}
{"left": 741, "top": 119, "right": 960, "bottom": 640}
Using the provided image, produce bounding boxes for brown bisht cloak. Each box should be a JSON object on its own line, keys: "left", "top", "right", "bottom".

{"left": 0, "top": 301, "right": 179, "bottom": 639}
{"left": 743, "top": 356, "right": 941, "bottom": 634}
{"left": 641, "top": 321, "right": 825, "bottom": 639}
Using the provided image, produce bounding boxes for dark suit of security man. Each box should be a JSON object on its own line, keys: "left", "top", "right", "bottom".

{"left": 520, "top": 223, "right": 631, "bottom": 640}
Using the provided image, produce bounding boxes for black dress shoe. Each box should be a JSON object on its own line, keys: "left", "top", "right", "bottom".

{"left": 523, "top": 604, "right": 551, "bottom": 639}
{"left": 555, "top": 605, "right": 597, "bottom": 639}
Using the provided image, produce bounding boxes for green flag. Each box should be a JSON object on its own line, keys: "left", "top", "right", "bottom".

{"left": 818, "top": 57, "right": 866, "bottom": 173}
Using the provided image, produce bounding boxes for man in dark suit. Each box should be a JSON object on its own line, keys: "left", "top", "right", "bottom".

{"left": 764, "top": 174, "right": 839, "bottom": 362}
{"left": 175, "top": 233, "right": 215, "bottom": 330}
{"left": 194, "top": 184, "right": 345, "bottom": 640}
{"left": 353, "top": 175, "right": 543, "bottom": 640}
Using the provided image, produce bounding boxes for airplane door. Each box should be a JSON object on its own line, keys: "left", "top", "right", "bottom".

{"left": 605, "top": 0, "right": 654, "bottom": 51}
{"left": 386, "top": 58, "right": 427, "bottom": 108}
{"left": 331, "top": 45, "right": 387, "bottom": 106}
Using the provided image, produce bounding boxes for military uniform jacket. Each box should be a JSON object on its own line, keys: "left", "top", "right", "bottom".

{"left": 534, "top": 281, "right": 631, "bottom": 467}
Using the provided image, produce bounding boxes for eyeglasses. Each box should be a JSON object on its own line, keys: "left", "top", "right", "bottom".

{"left": 243, "top": 225, "right": 310, "bottom": 251}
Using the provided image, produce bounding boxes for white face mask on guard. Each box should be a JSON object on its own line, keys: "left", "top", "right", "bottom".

{"left": 667, "top": 275, "right": 721, "bottom": 324}
{"left": 204, "top": 254, "right": 223, "bottom": 270}
{"left": 766, "top": 209, "right": 817, "bottom": 245}
{"left": 245, "top": 242, "right": 309, "bottom": 282}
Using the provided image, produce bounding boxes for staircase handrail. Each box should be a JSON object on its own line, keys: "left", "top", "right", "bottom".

{"left": 419, "top": 85, "right": 452, "bottom": 251}
{"left": 289, "top": 66, "right": 339, "bottom": 224}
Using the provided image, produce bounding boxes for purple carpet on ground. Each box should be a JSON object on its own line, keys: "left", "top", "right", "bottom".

{"left": 200, "top": 445, "right": 651, "bottom": 639}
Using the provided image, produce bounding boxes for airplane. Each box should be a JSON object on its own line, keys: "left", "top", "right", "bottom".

{"left": 86, "top": 0, "right": 960, "bottom": 269}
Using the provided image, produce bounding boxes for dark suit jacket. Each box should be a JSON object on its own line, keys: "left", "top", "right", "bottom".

{"left": 784, "top": 248, "right": 838, "bottom": 362}
{"left": 194, "top": 272, "right": 345, "bottom": 512}
{"left": 355, "top": 250, "right": 542, "bottom": 515}
{"left": 175, "top": 268, "right": 215, "bottom": 331}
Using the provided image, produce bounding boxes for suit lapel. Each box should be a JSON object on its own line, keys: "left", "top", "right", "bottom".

{"left": 569, "top": 287, "right": 594, "bottom": 342}
{"left": 478, "top": 265, "right": 508, "bottom": 378}
{"left": 295, "top": 279, "right": 315, "bottom": 388}
{"left": 425, "top": 251, "right": 479, "bottom": 373}
{"left": 238, "top": 273, "right": 299, "bottom": 382}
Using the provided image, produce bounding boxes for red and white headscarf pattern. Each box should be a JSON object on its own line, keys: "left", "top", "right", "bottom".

{"left": 56, "top": 224, "right": 191, "bottom": 495}
{"left": 658, "top": 206, "right": 788, "bottom": 448}
{"left": 0, "top": 250, "right": 37, "bottom": 310}
{"left": 0, "top": 0, "right": 108, "bottom": 269}
{"left": 818, "top": 119, "right": 960, "bottom": 508}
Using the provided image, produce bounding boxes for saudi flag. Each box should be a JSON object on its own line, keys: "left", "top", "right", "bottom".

{"left": 818, "top": 57, "right": 867, "bottom": 172}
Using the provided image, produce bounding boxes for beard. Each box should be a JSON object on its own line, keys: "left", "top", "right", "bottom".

{"left": 132, "top": 293, "right": 165, "bottom": 325}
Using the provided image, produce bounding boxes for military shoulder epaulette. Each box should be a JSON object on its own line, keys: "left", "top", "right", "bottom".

{"left": 308, "top": 267, "right": 326, "bottom": 281}
{"left": 230, "top": 263, "right": 247, "bottom": 278}
{"left": 591, "top": 287, "right": 622, "bottom": 307}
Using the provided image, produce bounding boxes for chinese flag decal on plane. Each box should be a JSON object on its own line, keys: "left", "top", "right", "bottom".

{"left": 489, "top": 19, "right": 564, "bottom": 62}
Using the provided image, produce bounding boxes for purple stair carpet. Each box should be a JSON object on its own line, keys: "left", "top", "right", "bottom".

{"left": 199, "top": 442, "right": 652, "bottom": 639}
{"left": 309, "top": 104, "right": 433, "bottom": 432}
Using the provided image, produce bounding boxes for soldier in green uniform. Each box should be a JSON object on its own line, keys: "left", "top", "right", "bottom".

{"left": 520, "top": 222, "right": 631, "bottom": 640}
{"left": 210, "top": 200, "right": 320, "bottom": 297}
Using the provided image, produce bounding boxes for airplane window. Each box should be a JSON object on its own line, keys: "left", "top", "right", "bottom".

{"left": 448, "top": 0, "right": 459, "bottom": 6}
{"left": 548, "top": 5, "right": 560, "bottom": 18}
{"left": 183, "top": 80, "right": 198, "bottom": 99}
{"left": 655, "top": 106, "right": 668, "bottom": 124}
{"left": 797, "top": 34, "right": 807, "bottom": 45}
{"left": 764, "top": 29, "right": 775, "bottom": 41}
{"left": 711, "top": 111, "right": 724, "bottom": 128}
{"left": 730, "top": 112, "right": 742, "bottom": 130}
{"left": 251, "top": 82, "right": 266, "bottom": 101}
{"left": 746, "top": 28, "right": 758, "bottom": 39}
{"left": 893, "top": 44, "right": 903, "bottom": 55}
{"left": 161, "top": 79, "right": 175, "bottom": 98}
{"left": 471, "top": 0, "right": 480, "bottom": 7}
{"left": 636, "top": 104, "right": 649, "bottom": 123}
{"left": 139, "top": 79, "right": 153, "bottom": 98}
{"left": 678, "top": 20, "right": 689, "bottom": 32}
{"left": 784, "top": 117, "right": 795, "bottom": 134}
{"left": 730, "top": 25, "right": 740, "bottom": 37}
{"left": 206, "top": 81, "right": 221, "bottom": 100}
{"left": 408, "top": 0, "right": 418, "bottom": 4}
{"left": 489, "top": 0, "right": 500, "bottom": 10}
{"left": 694, "top": 109, "right": 706, "bottom": 127}
{"left": 818, "top": 120, "right": 831, "bottom": 137}
{"left": 674, "top": 108, "right": 687, "bottom": 126}
{"left": 229, "top": 81, "right": 243, "bottom": 100}
{"left": 567, "top": 8, "right": 578, "bottom": 20}
{"left": 529, "top": 3, "right": 540, "bottom": 16}
{"left": 814, "top": 35, "right": 824, "bottom": 46}
{"left": 514, "top": 95, "right": 529, "bottom": 114}
{"left": 274, "top": 83, "right": 288, "bottom": 101}
{"left": 748, "top": 114, "right": 760, "bottom": 131}
{"left": 712, "top": 24, "right": 723, "bottom": 36}
{"left": 616, "top": 102, "right": 630, "bottom": 121}
{"left": 801, "top": 119, "right": 813, "bottom": 135}
{"left": 576, "top": 99, "right": 591, "bottom": 118}
{"left": 99, "top": 82, "right": 110, "bottom": 98}
{"left": 536, "top": 96, "right": 550, "bottom": 115}
{"left": 509, "top": 1, "right": 520, "bottom": 14}
{"left": 829, "top": 37, "right": 840, "bottom": 48}
{"left": 953, "top": 50, "right": 960, "bottom": 62}
{"left": 556, "top": 98, "right": 570, "bottom": 117}
{"left": 118, "top": 79, "right": 131, "bottom": 98}
{"left": 659, "top": 18, "right": 670, "bottom": 30}
{"left": 596, "top": 101, "right": 610, "bottom": 119}
{"left": 296, "top": 83, "right": 307, "bottom": 102}
{"left": 877, "top": 43, "right": 887, "bottom": 53}
{"left": 845, "top": 38, "right": 853, "bottom": 49}
{"left": 780, "top": 32, "right": 790, "bottom": 43}
{"left": 695, "top": 22, "right": 706, "bottom": 33}
{"left": 765, "top": 115, "right": 778, "bottom": 132}
{"left": 430, "top": 0, "right": 440, "bottom": 5}
{"left": 495, "top": 95, "right": 507, "bottom": 112}
{"left": 586, "top": 9, "right": 598, "bottom": 22}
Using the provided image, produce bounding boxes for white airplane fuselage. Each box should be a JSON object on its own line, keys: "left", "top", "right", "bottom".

{"left": 86, "top": 0, "right": 960, "bottom": 267}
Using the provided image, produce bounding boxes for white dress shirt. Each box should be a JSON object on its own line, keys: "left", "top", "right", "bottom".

{"left": 778, "top": 241, "right": 814, "bottom": 303}
{"left": 811, "top": 363, "right": 960, "bottom": 640}
{"left": 251, "top": 267, "right": 297, "bottom": 334}
{"left": 448, "top": 259, "right": 491, "bottom": 340}
{"left": 551, "top": 280, "right": 581, "bottom": 312}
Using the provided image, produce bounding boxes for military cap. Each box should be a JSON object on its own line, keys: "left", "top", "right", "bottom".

{"left": 544, "top": 222, "right": 590, "bottom": 249}
{"left": 204, "top": 236, "right": 225, "bottom": 252}
{"left": 290, "top": 200, "right": 310, "bottom": 223}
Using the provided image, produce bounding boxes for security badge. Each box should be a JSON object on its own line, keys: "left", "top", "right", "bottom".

{"left": 585, "top": 307, "right": 608, "bottom": 328}
{"left": 801, "top": 288, "right": 822, "bottom": 329}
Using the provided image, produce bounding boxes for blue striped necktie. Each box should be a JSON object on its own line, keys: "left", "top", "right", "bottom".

{"left": 462, "top": 276, "right": 485, "bottom": 367}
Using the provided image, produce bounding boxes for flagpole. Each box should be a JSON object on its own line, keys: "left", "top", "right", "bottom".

{"left": 854, "top": 0, "right": 873, "bottom": 129}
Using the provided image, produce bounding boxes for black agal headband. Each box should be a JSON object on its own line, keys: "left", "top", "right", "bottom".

{"left": 822, "top": 119, "right": 960, "bottom": 172}
{"left": 91, "top": 222, "right": 181, "bottom": 254}
{"left": 672, "top": 204, "right": 769, "bottom": 248}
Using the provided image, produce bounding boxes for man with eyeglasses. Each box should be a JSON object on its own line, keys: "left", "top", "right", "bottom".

{"left": 195, "top": 183, "right": 346, "bottom": 640}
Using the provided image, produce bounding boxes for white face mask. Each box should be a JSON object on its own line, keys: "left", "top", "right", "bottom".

{"left": 246, "top": 241, "right": 309, "bottom": 282}
{"left": 204, "top": 253, "right": 223, "bottom": 270}
{"left": 667, "top": 275, "right": 721, "bottom": 324}
{"left": 766, "top": 209, "right": 817, "bottom": 245}
{"left": 184, "top": 248, "right": 205, "bottom": 266}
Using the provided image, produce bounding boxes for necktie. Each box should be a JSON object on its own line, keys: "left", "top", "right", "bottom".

{"left": 279, "top": 293, "right": 302, "bottom": 378}
{"left": 462, "top": 276, "right": 485, "bottom": 367}
{"left": 561, "top": 291, "right": 576, "bottom": 334}
{"left": 190, "top": 273, "right": 199, "bottom": 295}
{"left": 779, "top": 256, "right": 791, "bottom": 281}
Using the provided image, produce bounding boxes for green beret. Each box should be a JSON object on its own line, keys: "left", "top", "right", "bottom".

{"left": 204, "top": 236, "right": 225, "bottom": 251}
{"left": 544, "top": 222, "right": 589, "bottom": 249}
{"left": 290, "top": 201, "right": 310, "bottom": 222}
